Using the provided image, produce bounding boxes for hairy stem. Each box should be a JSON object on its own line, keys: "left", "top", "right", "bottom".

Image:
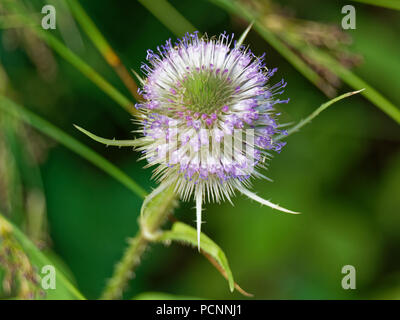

{"left": 100, "top": 232, "right": 147, "bottom": 300}
{"left": 100, "top": 184, "right": 177, "bottom": 300}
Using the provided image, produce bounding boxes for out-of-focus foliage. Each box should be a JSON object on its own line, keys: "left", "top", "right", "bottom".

{"left": 0, "top": 0, "right": 399, "bottom": 299}
{"left": 0, "top": 214, "right": 84, "bottom": 299}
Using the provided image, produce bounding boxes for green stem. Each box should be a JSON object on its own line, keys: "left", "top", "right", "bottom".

{"left": 100, "top": 232, "right": 147, "bottom": 300}
{"left": 100, "top": 183, "right": 177, "bottom": 299}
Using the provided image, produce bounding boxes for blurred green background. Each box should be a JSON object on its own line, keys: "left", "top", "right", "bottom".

{"left": 0, "top": 0, "right": 400, "bottom": 299}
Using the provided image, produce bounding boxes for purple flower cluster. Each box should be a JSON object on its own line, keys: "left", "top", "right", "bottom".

{"left": 135, "top": 32, "right": 289, "bottom": 203}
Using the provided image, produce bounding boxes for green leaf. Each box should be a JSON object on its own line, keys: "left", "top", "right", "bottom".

{"left": 0, "top": 214, "right": 85, "bottom": 299}
{"left": 140, "top": 182, "right": 178, "bottom": 236}
{"left": 133, "top": 291, "right": 201, "bottom": 300}
{"left": 156, "top": 222, "right": 235, "bottom": 292}
{"left": 0, "top": 95, "right": 147, "bottom": 199}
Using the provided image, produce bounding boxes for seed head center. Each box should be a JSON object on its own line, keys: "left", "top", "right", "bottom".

{"left": 181, "top": 71, "right": 233, "bottom": 114}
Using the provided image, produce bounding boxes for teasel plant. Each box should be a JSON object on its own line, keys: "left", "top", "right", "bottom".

{"left": 0, "top": 0, "right": 399, "bottom": 300}
{"left": 73, "top": 28, "right": 363, "bottom": 299}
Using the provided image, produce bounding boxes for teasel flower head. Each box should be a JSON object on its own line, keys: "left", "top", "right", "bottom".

{"left": 76, "top": 31, "right": 298, "bottom": 249}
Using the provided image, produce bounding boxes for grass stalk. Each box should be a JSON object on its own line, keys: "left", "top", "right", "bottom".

{"left": 68, "top": 0, "right": 142, "bottom": 103}
{"left": 0, "top": 95, "right": 147, "bottom": 199}
{"left": 208, "top": 0, "right": 400, "bottom": 124}
{"left": 137, "top": 0, "right": 197, "bottom": 37}
{"left": 2, "top": 0, "right": 136, "bottom": 116}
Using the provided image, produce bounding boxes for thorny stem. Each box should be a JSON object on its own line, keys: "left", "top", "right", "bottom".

{"left": 100, "top": 232, "right": 147, "bottom": 300}
{"left": 100, "top": 184, "right": 178, "bottom": 300}
{"left": 4, "top": 0, "right": 368, "bottom": 301}
{"left": 275, "top": 89, "right": 364, "bottom": 141}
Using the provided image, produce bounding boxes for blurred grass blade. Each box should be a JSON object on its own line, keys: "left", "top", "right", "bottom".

{"left": 0, "top": 13, "right": 39, "bottom": 29}
{"left": 350, "top": 0, "right": 400, "bottom": 10}
{"left": 0, "top": 95, "right": 147, "bottom": 199}
{"left": 2, "top": 0, "right": 135, "bottom": 115}
{"left": 0, "top": 117, "right": 25, "bottom": 225}
{"left": 45, "top": 0, "right": 85, "bottom": 53}
{"left": 156, "top": 221, "right": 235, "bottom": 292}
{"left": 208, "top": 0, "right": 333, "bottom": 96}
{"left": 138, "top": 0, "right": 197, "bottom": 36}
{"left": 137, "top": 0, "right": 328, "bottom": 96}
{"left": 208, "top": 0, "right": 400, "bottom": 124}
{"left": 37, "top": 33, "right": 136, "bottom": 116}
{"left": 330, "top": 62, "right": 400, "bottom": 124}
{"left": 0, "top": 213, "right": 85, "bottom": 300}
{"left": 67, "top": 0, "right": 142, "bottom": 103}
{"left": 277, "top": 89, "right": 364, "bottom": 140}
{"left": 297, "top": 46, "right": 400, "bottom": 124}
